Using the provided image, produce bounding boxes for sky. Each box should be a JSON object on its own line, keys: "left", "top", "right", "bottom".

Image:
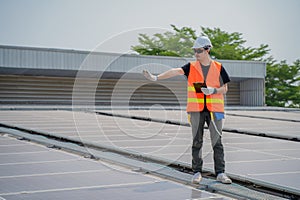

{"left": 0, "top": 0, "right": 299, "bottom": 64}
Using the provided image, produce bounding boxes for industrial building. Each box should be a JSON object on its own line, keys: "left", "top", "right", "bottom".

{"left": 0, "top": 45, "right": 266, "bottom": 107}
{"left": 1, "top": 45, "right": 300, "bottom": 199}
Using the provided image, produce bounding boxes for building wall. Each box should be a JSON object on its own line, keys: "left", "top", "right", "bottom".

{"left": 0, "top": 45, "right": 266, "bottom": 78}
{"left": 240, "top": 79, "right": 265, "bottom": 106}
{"left": 0, "top": 45, "right": 266, "bottom": 106}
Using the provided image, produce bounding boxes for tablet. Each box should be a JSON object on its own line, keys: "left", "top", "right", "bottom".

{"left": 193, "top": 82, "right": 206, "bottom": 93}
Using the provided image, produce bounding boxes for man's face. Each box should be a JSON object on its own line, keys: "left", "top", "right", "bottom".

{"left": 193, "top": 48, "right": 206, "bottom": 60}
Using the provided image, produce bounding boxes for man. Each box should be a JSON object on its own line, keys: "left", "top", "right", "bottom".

{"left": 143, "top": 35, "right": 232, "bottom": 184}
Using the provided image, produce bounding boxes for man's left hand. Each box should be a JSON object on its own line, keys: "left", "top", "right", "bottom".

{"left": 201, "top": 87, "right": 217, "bottom": 95}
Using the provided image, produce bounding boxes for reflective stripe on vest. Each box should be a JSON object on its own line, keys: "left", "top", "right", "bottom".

{"left": 187, "top": 98, "right": 224, "bottom": 104}
{"left": 186, "top": 61, "right": 224, "bottom": 112}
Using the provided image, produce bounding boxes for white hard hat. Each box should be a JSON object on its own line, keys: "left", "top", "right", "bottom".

{"left": 192, "top": 36, "right": 213, "bottom": 49}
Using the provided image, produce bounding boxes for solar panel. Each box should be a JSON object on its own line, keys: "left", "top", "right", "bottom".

{"left": 0, "top": 109, "right": 299, "bottom": 198}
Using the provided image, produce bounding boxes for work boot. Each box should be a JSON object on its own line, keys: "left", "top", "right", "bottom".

{"left": 216, "top": 173, "right": 232, "bottom": 184}
{"left": 191, "top": 172, "right": 202, "bottom": 184}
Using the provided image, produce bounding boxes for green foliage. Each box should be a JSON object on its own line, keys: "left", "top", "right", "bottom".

{"left": 131, "top": 25, "right": 196, "bottom": 57}
{"left": 266, "top": 59, "right": 300, "bottom": 108}
{"left": 202, "top": 27, "right": 270, "bottom": 61}
{"left": 132, "top": 25, "right": 270, "bottom": 61}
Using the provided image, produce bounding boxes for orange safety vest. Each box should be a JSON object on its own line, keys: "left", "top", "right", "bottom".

{"left": 187, "top": 60, "right": 224, "bottom": 112}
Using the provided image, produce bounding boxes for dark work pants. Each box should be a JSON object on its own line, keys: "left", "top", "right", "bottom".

{"left": 190, "top": 111, "right": 225, "bottom": 175}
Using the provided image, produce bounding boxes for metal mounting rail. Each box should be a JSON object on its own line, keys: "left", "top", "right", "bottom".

{"left": 94, "top": 111, "right": 300, "bottom": 142}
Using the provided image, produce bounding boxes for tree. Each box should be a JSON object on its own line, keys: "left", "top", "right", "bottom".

{"left": 132, "top": 25, "right": 270, "bottom": 61}
{"left": 266, "top": 59, "right": 300, "bottom": 108}
{"left": 202, "top": 27, "right": 269, "bottom": 61}
{"left": 131, "top": 25, "right": 196, "bottom": 57}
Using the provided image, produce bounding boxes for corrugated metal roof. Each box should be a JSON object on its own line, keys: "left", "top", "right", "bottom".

{"left": 0, "top": 45, "right": 266, "bottom": 79}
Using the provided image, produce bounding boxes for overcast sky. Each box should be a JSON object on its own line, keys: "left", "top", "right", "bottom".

{"left": 0, "top": 0, "right": 299, "bottom": 64}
